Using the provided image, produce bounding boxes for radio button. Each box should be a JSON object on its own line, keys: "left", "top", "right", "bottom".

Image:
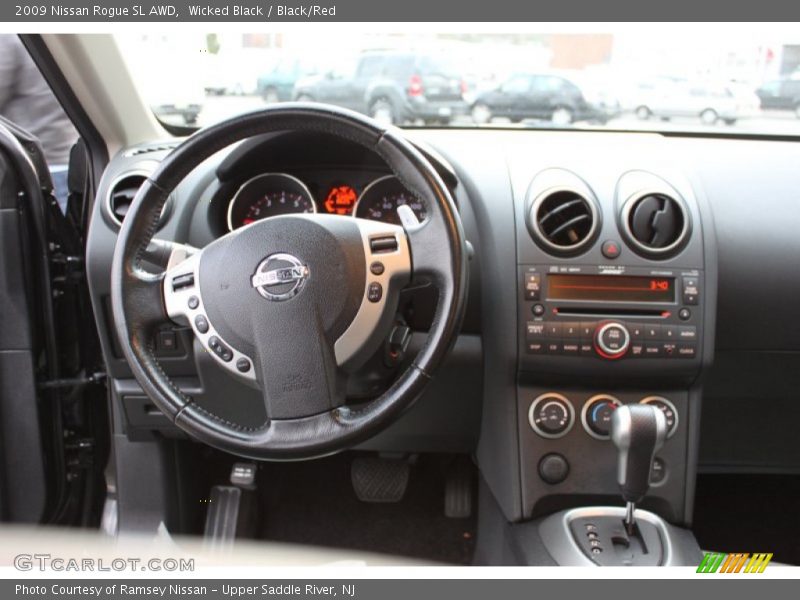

{"left": 662, "top": 343, "right": 678, "bottom": 357}
{"left": 661, "top": 325, "right": 677, "bottom": 341}
{"left": 682, "top": 277, "right": 700, "bottom": 305}
{"left": 545, "top": 323, "right": 563, "bottom": 338}
{"left": 644, "top": 324, "right": 661, "bottom": 340}
{"left": 532, "top": 303, "right": 545, "bottom": 317}
{"left": 526, "top": 322, "right": 546, "bottom": 340}
{"left": 562, "top": 342, "right": 580, "bottom": 355}
{"left": 630, "top": 344, "right": 645, "bottom": 357}
{"left": 677, "top": 344, "right": 697, "bottom": 358}
{"left": 678, "top": 326, "right": 698, "bottom": 341}
{"left": 546, "top": 341, "right": 563, "bottom": 354}
{"left": 629, "top": 323, "right": 645, "bottom": 339}
{"left": 579, "top": 322, "right": 596, "bottom": 339}
{"left": 563, "top": 322, "right": 581, "bottom": 339}
{"left": 525, "top": 273, "right": 542, "bottom": 300}
{"left": 644, "top": 344, "right": 662, "bottom": 358}
{"left": 579, "top": 342, "right": 594, "bottom": 356}
{"left": 594, "top": 322, "right": 630, "bottom": 359}
{"left": 526, "top": 342, "right": 546, "bottom": 354}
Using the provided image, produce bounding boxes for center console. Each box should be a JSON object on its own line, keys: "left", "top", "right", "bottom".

{"left": 508, "top": 163, "right": 716, "bottom": 562}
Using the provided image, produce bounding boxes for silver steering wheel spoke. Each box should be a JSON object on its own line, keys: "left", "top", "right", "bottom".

{"left": 334, "top": 218, "right": 412, "bottom": 370}
{"left": 163, "top": 245, "right": 258, "bottom": 384}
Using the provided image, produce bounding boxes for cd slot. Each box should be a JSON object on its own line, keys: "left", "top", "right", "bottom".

{"left": 554, "top": 307, "right": 670, "bottom": 319}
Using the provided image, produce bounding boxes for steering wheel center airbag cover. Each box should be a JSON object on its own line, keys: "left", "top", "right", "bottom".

{"left": 199, "top": 214, "right": 365, "bottom": 361}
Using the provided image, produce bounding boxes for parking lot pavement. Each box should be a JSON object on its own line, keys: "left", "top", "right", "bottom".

{"left": 163, "top": 94, "right": 800, "bottom": 136}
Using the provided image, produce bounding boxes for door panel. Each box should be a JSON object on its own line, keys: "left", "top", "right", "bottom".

{"left": 0, "top": 144, "right": 46, "bottom": 523}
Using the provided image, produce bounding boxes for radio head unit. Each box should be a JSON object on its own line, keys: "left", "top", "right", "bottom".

{"left": 519, "top": 264, "right": 703, "bottom": 371}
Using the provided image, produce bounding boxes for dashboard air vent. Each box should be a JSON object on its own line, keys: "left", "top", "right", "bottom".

{"left": 107, "top": 174, "right": 148, "bottom": 225}
{"left": 530, "top": 189, "right": 598, "bottom": 255}
{"left": 622, "top": 193, "right": 689, "bottom": 257}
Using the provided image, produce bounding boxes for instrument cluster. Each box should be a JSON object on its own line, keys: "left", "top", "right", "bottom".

{"left": 225, "top": 171, "right": 428, "bottom": 231}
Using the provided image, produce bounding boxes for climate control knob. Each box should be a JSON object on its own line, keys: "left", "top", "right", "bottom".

{"left": 594, "top": 321, "right": 630, "bottom": 359}
{"left": 581, "top": 395, "right": 622, "bottom": 439}
{"left": 528, "top": 393, "right": 575, "bottom": 439}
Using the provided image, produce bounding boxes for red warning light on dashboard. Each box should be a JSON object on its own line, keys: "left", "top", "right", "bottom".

{"left": 324, "top": 185, "right": 358, "bottom": 215}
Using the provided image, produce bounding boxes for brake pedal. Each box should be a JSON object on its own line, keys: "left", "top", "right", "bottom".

{"left": 444, "top": 458, "right": 473, "bottom": 519}
{"left": 351, "top": 456, "right": 410, "bottom": 503}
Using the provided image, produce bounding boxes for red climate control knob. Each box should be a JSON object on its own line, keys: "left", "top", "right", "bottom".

{"left": 594, "top": 321, "right": 631, "bottom": 359}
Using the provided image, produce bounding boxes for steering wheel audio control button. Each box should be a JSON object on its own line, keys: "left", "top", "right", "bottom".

{"left": 236, "top": 358, "right": 251, "bottom": 373}
{"left": 367, "top": 282, "right": 383, "bottom": 303}
{"left": 208, "top": 336, "right": 233, "bottom": 362}
{"left": 171, "top": 273, "right": 195, "bottom": 291}
{"left": 369, "top": 236, "right": 399, "bottom": 253}
{"left": 194, "top": 314, "right": 209, "bottom": 334}
{"left": 187, "top": 295, "right": 200, "bottom": 310}
{"left": 369, "top": 261, "right": 385, "bottom": 275}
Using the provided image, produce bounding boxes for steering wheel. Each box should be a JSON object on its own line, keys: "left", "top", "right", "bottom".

{"left": 110, "top": 104, "right": 467, "bottom": 460}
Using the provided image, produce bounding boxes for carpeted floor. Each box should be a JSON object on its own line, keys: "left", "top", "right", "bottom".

{"left": 256, "top": 452, "right": 476, "bottom": 564}
{"left": 692, "top": 473, "right": 800, "bottom": 565}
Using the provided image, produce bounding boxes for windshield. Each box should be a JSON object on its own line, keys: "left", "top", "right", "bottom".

{"left": 115, "top": 30, "right": 800, "bottom": 134}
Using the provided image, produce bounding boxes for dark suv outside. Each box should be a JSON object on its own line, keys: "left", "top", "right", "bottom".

{"left": 470, "top": 72, "right": 619, "bottom": 125}
{"left": 756, "top": 78, "right": 800, "bottom": 118}
{"left": 293, "top": 50, "right": 467, "bottom": 125}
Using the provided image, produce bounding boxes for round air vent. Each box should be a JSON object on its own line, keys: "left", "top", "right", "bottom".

{"left": 106, "top": 172, "right": 170, "bottom": 228}
{"left": 529, "top": 188, "right": 599, "bottom": 255}
{"left": 621, "top": 192, "right": 689, "bottom": 257}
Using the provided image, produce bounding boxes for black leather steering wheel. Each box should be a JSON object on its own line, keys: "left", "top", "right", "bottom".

{"left": 110, "top": 104, "right": 467, "bottom": 460}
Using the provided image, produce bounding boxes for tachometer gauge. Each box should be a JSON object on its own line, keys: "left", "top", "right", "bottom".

{"left": 227, "top": 173, "right": 316, "bottom": 231}
{"left": 354, "top": 175, "right": 427, "bottom": 225}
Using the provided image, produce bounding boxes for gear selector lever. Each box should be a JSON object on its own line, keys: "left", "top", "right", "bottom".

{"left": 611, "top": 404, "right": 667, "bottom": 534}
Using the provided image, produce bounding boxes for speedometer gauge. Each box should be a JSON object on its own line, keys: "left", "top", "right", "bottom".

{"left": 227, "top": 173, "right": 316, "bottom": 231}
{"left": 355, "top": 175, "right": 427, "bottom": 225}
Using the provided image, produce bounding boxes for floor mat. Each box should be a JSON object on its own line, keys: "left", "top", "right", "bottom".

{"left": 257, "top": 453, "right": 476, "bottom": 564}
{"left": 693, "top": 474, "right": 800, "bottom": 565}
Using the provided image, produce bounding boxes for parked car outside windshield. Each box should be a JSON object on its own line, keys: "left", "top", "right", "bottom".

{"left": 756, "top": 77, "right": 800, "bottom": 117}
{"left": 115, "top": 31, "right": 800, "bottom": 135}
{"left": 470, "top": 72, "right": 619, "bottom": 125}
{"left": 293, "top": 50, "right": 467, "bottom": 125}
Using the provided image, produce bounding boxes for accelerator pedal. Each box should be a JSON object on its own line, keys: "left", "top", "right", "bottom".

{"left": 444, "top": 458, "right": 473, "bottom": 519}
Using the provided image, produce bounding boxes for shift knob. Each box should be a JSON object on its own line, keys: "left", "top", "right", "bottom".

{"left": 611, "top": 404, "right": 667, "bottom": 504}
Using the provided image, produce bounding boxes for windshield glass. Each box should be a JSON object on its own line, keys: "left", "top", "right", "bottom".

{"left": 115, "top": 29, "right": 800, "bottom": 134}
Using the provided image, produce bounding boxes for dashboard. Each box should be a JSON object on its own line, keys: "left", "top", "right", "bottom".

{"left": 86, "top": 127, "right": 800, "bottom": 525}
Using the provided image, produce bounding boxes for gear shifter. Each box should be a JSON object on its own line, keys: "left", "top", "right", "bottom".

{"left": 611, "top": 404, "right": 667, "bottom": 534}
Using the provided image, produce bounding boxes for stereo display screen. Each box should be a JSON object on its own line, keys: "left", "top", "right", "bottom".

{"left": 547, "top": 274, "right": 675, "bottom": 303}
